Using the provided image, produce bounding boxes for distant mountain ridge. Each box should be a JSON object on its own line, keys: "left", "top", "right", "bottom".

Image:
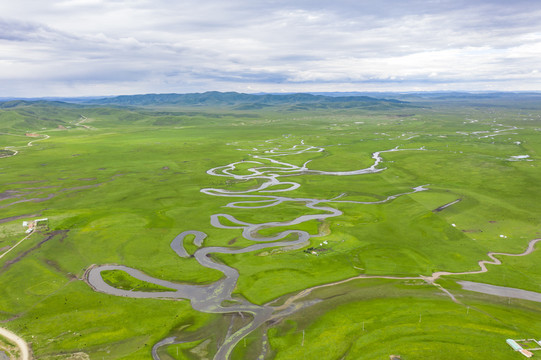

{"left": 4, "top": 91, "right": 541, "bottom": 106}
{"left": 86, "top": 91, "right": 408, "bottom": 109}
{"left": 0, "top": 99, "right": 81, "bottom": 109}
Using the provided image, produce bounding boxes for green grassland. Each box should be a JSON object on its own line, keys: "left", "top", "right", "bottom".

{"left": 1, "top": 99, "right": 540, "bottom": 359}
{"left": 101, "top": 270, "right": 176, "bottom": 292}
{"left": 262, "top": 279, "right": 541, "bottom": 360}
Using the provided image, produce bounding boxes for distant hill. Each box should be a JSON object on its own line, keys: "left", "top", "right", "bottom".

{"left": 0, "top": 100, "right": 82, "bottom": 132}
{"left": 0, "top": 100, "right": 73, "bottom": 109}
{"left": 386, "top": 91, "right": 541, "bottom": 109}
{"left": 85, "top": 91, "right": 410, "bottom": 109}
{"left": 305, "top": 91, "right": 541, "bottom": 108}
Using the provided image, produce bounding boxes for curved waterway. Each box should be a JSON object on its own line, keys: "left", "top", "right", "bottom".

{"left": 86, "top": 143, "right": 430, "bottom": 359}
{"left": 86, "top": 142, "right": 541, "bottom": 359}
{"left": 85, "top": 142, "right": 541, "bottom": 358}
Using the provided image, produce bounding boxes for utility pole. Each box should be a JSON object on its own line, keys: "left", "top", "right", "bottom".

{"left": 302, "top": 330, "right": 305, "bottom": 347}
{"left": 419, "top": 313, "right": 422, "bottom": 323}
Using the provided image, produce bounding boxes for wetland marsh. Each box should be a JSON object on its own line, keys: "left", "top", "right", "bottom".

{"left": 1, "top": 95, "right": 541, "bottom": 359}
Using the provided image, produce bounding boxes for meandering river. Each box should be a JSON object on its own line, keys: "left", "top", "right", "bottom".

{"left": 85, "top": 142, "right": 540, "bottom": 360}
{"left": 86, "top": 143, "right": 430, "bottom": 359}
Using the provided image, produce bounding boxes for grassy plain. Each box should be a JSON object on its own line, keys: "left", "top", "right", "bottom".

{"left": 0, "top": 99, "right": 540, "bottom": 359}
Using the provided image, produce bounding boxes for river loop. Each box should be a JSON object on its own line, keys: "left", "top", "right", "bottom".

{"left": 85, "top": 142, "right": 540, "bottom": 360}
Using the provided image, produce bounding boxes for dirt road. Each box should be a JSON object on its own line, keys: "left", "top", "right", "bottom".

{"left": 0, "top": 233, "right": 33, "bottom": 260}
{"left": 0, "top": 327, "right": 31, "bottom": 360}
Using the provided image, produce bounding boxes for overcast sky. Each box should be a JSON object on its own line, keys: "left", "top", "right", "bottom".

{"left": 1, "top": 0, "right": 541, "bottom": 97}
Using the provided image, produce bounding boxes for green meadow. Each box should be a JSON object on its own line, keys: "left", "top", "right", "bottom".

{"left": 1, "top": 99, "right": 540, "bottom": 359}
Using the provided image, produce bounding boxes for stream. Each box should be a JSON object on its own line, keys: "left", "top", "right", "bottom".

{"left": 85, "top": 142, "right": 540, "bottom": 360}
{"left": 86, "top": 143, "right": 428, "bottom": 359}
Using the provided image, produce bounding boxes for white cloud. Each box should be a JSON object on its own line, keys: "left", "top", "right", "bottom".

{"left": 2, "top": 0, "right": 541, "bottom": 96}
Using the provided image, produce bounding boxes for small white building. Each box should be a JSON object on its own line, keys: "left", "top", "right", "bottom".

{"left": 22, "top": 218, "right": 48, "bottom": 233}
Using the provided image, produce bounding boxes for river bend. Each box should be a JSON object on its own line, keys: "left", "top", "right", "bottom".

{"left": 86, "top": 142, "right": 540, "bottom": 360}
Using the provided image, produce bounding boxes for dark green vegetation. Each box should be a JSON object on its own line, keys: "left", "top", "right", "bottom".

{"left": 1, "top": 93, "right": 540, "bottom": 359}
{"left": 87, "top": 91, "right": 409, "bottom": 110}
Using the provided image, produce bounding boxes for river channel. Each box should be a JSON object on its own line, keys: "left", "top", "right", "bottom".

{"left": 85, "top": 142, "right": 540, "bottom": 359}
{"left": 86, "top": 143, "right": 430, "bottom": 359}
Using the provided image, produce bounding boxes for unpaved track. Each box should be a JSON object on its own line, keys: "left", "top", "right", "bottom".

{"left": 0, "top": 233, "right": 33, "bottom": 260}
{"left": 0, "top": 327, "right": 31, "bottom": 360}
{"left": 1, "top": 132, "right": 49, "bottom": 159}
{"left": 26, "top": 134, "right": 49, "bottom": 147}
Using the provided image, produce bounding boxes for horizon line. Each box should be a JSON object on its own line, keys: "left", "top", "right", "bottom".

{"left": 3, "top": 89, "right": 541, "bottom": 101}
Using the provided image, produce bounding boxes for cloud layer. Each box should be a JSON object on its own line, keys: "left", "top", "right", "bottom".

{"left": 1, "top": 0, "right": 541, "bottom": 96}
